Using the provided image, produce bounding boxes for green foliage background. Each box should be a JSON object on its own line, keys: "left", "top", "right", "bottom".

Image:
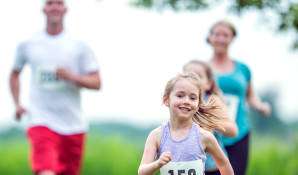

{"left": 131, "top": 0, "right": 298, "bottom": 49}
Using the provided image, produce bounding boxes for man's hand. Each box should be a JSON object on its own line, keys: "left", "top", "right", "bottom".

{"left": 56, "top": 67, "right": 73, "bottom": 81}
{"left": 16, "top": 104, "right": 26, "bottom": 120}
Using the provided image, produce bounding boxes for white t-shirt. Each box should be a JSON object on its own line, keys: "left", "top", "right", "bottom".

{"left": 13, "top": 29, "right": 99, "bottom": 135}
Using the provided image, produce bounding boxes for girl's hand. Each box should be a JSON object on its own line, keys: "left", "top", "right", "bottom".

{"left": 157, "top": 152, "right": 172, "bottom": 167}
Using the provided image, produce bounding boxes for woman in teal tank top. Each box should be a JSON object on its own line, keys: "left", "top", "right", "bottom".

{"left": 207, "top": 20, "right": 271, "bottom": 175}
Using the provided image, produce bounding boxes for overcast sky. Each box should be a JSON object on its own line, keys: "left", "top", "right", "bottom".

{"left": 0, "top": 0, "right": 297, "bottom": 130}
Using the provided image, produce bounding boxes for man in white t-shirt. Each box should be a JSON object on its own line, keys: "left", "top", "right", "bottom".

{"left": 9, "top": 0, "right": 101, "bottom": 175}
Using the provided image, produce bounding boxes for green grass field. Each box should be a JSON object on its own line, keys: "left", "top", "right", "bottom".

{"left": 246, "top": 138, "right": 298, "bottom": 175}
{"left": 0, "top": 132, "right": 297, "bottom": 175}
{"left": 0, "top": 134, "right": 143, "bottom": 175}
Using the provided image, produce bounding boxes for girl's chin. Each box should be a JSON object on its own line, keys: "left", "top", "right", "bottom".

{"left": 176, "top": 114, "right": 193, "bottom": 120}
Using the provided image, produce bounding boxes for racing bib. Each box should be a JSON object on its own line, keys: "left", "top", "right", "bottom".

{"left": 160, "top": 159, "right": 204, "bottom": 175}
{"left": 35, "top": 66, "right": 66, "bottom": 90}
{"left": 222, "top": 94, "right": 239, "bottom": 121}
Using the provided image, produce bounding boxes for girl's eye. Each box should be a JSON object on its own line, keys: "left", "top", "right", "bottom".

{"left": 177, "top": 94, "right": 184, "bottom": 98}
{"left": 190, "top": 96, "right": 197, "bottom": 100}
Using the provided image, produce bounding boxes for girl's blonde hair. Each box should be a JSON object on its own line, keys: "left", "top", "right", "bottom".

{"left": 183, "top": 60, "right": 223, "bottom": 97}
{"left": 163, "top": 72, "right": 225, "bottom": 131}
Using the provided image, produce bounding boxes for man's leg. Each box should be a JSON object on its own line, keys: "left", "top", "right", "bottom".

{"left": 27, "top": 126, "right": 61, "bottom": 175}
{"left": 57, "top": 133, "right": 85, "bottom": 175}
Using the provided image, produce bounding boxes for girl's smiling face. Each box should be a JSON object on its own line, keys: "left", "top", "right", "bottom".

{"left": 164, "top": 79, "right": 200, "bottom": 120}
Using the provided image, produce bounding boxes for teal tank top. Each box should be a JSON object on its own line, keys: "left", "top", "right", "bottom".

{"left": 215, "top": 60, "right": 251, "bottom": 146}
{"left": 203, "top": 95, "right": 228, "bottom": 170}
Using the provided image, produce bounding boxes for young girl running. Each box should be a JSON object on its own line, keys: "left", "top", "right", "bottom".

{"left": 183, "top": 60, "right": 238, "bottom": 175}
{"left": 138, "top": 73, "right": 234, "bottom": 175}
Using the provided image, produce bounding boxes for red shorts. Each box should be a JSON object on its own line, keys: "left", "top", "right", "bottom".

{"left": 27, "top": 126, "right": 85, "bottom": 175}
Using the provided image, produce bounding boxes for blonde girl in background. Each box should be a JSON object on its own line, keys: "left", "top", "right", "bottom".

{"left": 183, "top": 60, "right": 238, "bottom": 175}
{"left": 138, "top": 73, "right": 234, "bottom": 175}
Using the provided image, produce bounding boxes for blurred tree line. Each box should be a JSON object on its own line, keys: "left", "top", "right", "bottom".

{"left": 248, "top": 89, "right": 298, "bottom": 142}
{"left": 130, "top": 0, "right": 298, "bottom": 49}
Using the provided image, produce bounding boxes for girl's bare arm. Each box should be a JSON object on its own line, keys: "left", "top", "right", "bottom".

{"left": 200, "top": 129, "right": 234, "bottom": 175}
{"left": 138, "top": 127, "right": 166, "bottom": 175}
{"left": 210, "top": 95, "right": 238, "bottom": 137}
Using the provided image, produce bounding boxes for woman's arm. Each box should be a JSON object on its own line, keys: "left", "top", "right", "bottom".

{"left": 138, "top": 127, "right": 172, "bottom": 175}
{"left": 204, "top": 131, "right": 234, "bottom": 175}
{"left": 246, "top": 82, "right": 271, "bottom": 116}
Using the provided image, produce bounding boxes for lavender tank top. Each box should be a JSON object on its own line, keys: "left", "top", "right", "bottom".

{"left": 158, "top": 122, "right": 206, "bottom": 175}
